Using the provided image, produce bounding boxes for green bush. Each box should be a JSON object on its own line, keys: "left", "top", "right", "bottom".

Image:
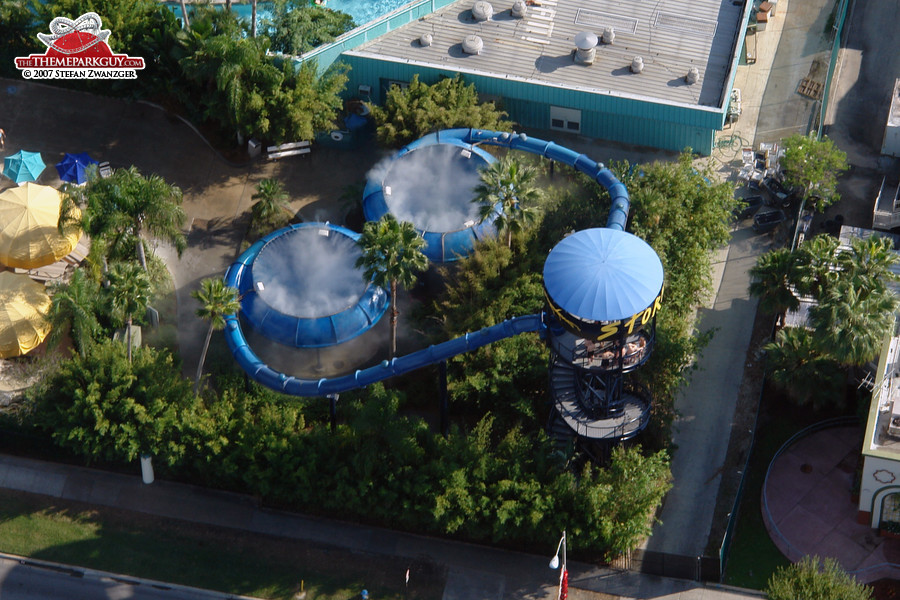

{"left": 30, "top": 341, "right": 195, "bottom": 467}
{"left": 766, "top": 555, "right": 872, "bottom": 600}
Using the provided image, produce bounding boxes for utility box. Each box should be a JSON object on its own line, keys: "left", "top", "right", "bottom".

{"left": 248, "top": 138, "right": 262, "bottom": 158}
{"left": 882, "top": 79, "right": 900, "bottom": 157}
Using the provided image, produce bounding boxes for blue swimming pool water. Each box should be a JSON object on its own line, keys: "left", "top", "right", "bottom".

{"left": 166, "top": 0, "right": 415, "bottom": 30}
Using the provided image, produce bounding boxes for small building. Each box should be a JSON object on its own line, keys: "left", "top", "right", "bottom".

{"left": 882, "top": 78, "right": 900, "bottom": 157}
{"left": 854, "top": 226, "right": 900, "bottom": 530}
{"left": 299, "top": 0, "right": 753, "bottom": 155}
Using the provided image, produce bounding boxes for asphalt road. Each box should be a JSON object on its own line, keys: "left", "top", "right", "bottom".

{"left": 0, "top": 556, "right": 252, "bottom": 600}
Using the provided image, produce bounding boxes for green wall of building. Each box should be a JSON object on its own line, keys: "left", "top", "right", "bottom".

{"left": 341, "top": 55, "right": 720, "bottom": 155}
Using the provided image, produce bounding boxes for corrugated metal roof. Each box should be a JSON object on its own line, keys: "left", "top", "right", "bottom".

{"left": 344, "top": 0, "right": 745, "bottom": 109}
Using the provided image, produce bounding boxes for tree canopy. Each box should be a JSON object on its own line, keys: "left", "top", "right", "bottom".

{"left": 755, "top": 233, "right": 899, "bottom": 406}
{"left": 780, "top": 134, "right": 848, "bottom": 212}
{"left": 264, "top": 1, "right": 355, "bottom": 55}
{"left": 31, "top": 341, "right": 195, "bottom": 466}
{"left": 356, "top": 215, "right": 429, "bottom": 358}
{"left": 370, "top": 75, "right": 513, "bottom": 148}
{"left": 64, "top": 165, "right": 186, "bottom": 272}
{"left": 474, "top": 156, "right": 543, "bottom": 247}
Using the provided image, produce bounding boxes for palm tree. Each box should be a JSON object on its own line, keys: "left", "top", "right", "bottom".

{"left": 748, "top": 248, "right": 800, "bottom": 327}
{"left": 841, "top": 234, "right": 899, "bottom": 298}
{"left": 473, "top": 156, "right": 542, "bottom": 247}
{"left": 809, "top": 281, "right": 897, "bottom": 369}
{"left": 356, "top": 215, "right": 428, "bottom": 358}
{"left": 793, "top": 234, "right": 840, "bottom": 298}
{"left": 192, "top": 278, "right": 240, "bottom": 394}
{"left": 106, "top": 263, "right": 152, "bottom": 363}
{"left": 70, "top": 166, "right": 186, "bottom": 272}
{"left": 45, "top": 269, "right": 102, "bottom": 358}
{"left": 765, "top": 327, "right": 843, "bottom": 408}
{"left": 251, "top": 178, "right": 291, "bottom": 232}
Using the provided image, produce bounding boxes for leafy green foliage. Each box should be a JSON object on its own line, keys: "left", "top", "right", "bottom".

{"left": 764, "top": 328, "right": 844, "bottom": 408}
{"left": 46, "top": 269, "right": 104, "bottom": 358}
{"left": 0, "top": 0, "right": 42, "bottom": 78}
{"left": 756, "top": 233, "right": 899, "bottom": 406}
{"left": 250, "top": 178, "right": 291, "bottom": 234}
{"left": 749, "top": 247, "right": 801, "bottom": 325}
{"left": 779, "top": 134, "right": 848, "bottom": 212}
{"left": 474, "top": 156, "right": 543, "bottom": 247}
{"left": 781, "top": 133, "right": 849, "bottom": 212}
{"left": 357, "top": 215, "right": 429, "bottom": 358}
{"left": 370, "top": 75, "right": 512, "bottom": 148}
{"left": 63, "top": 165, "right": 186, "bottom": 271}
{"left": 766, "top": 556, "right": 872, "bottom": 600}
{"left": 265, "top": 1, "right": 355, "bottom": 55}
{"left": 31, "top": 341, "right": 195, "bottom": 466}
{"left": 180, "top": 24, "right": 348, "bottom": 145}
{"left": 192, "top": 279, "right": 240, "bottom": 393}
{"left": 616, "top": 153, "right": 737, "bottom": 319}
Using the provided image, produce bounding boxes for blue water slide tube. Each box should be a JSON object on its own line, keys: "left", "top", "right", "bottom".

{"left": 222, "top": 129, "right": 628, "bottom": 396}
{"left": 439, "top": 128, "right": 630, "bottom": 231}
{"left": 223, "top": 308, "right": 543, "bottom": 396}
{"left": 362, "top": 131, "right": 499, "bottom": 263}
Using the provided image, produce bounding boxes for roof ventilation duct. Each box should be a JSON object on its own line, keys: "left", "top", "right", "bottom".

{"left": 472, "top": 0, "right": 493, "bottom": 21}
{"left": 601, "top": 27, "right": 615, "bottom": 44}
{"left": 630, "top": 56, "right": 644, "bottom": 73}
{"left": 420, "top": 33, "right": 433, "bottom": 47}
{"left": 574, "top": 31, "right": 598, "bottom": 65}
{"left": 511, "top": 0, "right": 527, "bottom": 18}
{"left": 462, "top": 34, "right": 484, "bottom": 55}
{"left": 685, "top": 66, "right": 700, "bottom": 84}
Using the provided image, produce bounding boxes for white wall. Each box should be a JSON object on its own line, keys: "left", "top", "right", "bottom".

{"left": 860, "top": 454, "right": 900, "bottom": 527}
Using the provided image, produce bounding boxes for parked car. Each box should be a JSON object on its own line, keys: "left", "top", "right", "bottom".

{"left": 733, "top": 195, "right": 765, "bottom": 220}
{"left": 761, "top": 176, "right": 797, "bottom": 207}
{"left": 753, "top": 209, "right": 786, "bottom": 233}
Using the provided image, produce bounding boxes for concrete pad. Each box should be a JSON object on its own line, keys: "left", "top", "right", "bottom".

{"left": 774, "top": 504, "right": 832, "bottom": 549}
{"left": 815, "top": 529, "right": 872, "bottom": 571}
{"left": 764, "top": 452, "right": 815, "bottom": 511}
{"left": 789, "top": 428, "right": 855, "bottom": 474}
{"left": 798, "top": 470, "right": 856, "bottom": 525}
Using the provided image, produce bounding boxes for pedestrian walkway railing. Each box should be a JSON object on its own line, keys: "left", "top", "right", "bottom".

{"left": 621, "top": 549, "right": 720, "bottom": 582}
{"left": 717, "top": 353, "right": 772, "bottom": 580}
{"left": 817, "top": 0, "right": 852, "bottom": 139}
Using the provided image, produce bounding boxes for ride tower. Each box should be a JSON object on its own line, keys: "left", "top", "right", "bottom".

{"left": 542, "top": 227, "right": 664, "bottom": 458}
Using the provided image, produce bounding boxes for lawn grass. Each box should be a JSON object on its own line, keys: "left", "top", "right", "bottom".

{"left": 0, "top": 489, "right": 445, "bottom": 600}
{"left": 722, "top": 414, "right": 794, "bottom": 589}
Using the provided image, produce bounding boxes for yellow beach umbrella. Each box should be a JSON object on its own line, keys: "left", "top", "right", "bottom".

{"left": 0, "top": 271, "right": 51, "bottom": 358}
{"left": 0, "top": 183, "right": 82, "bottom": 269}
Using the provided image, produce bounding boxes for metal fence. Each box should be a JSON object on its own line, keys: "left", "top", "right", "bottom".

{"left": 620, "top": 549, "right": 721, "bottom": 582}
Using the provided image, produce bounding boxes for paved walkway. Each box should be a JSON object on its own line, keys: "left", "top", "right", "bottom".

{"left": 762, "top": 425, "right": 900, "bottom": 584}
{"left": 0, "top": 453, "right": 763, "bottom": 600}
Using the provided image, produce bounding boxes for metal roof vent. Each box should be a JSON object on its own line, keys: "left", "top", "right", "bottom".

{"left": 511, "top": 0, "right": 527, "bottom": 18}
{"left": 574, "top": 31, "right": 598, "bottom": 65}
{"left": 630, "top": 56, "right": 644, "bottom": 73}
{"left": 472, "top": 0, "right": 493, "bottom": 21}
{"left": 462, "top": 34, "right": 484, "bottom": 55}
{"left": 601, "top": 27, "right": 615, "bottom": 44}
{"left": 420, "top": 33, "right": 433, "bottom": 47}
{"left": 685, "top": 66, "right": 700, "bottom": 84}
